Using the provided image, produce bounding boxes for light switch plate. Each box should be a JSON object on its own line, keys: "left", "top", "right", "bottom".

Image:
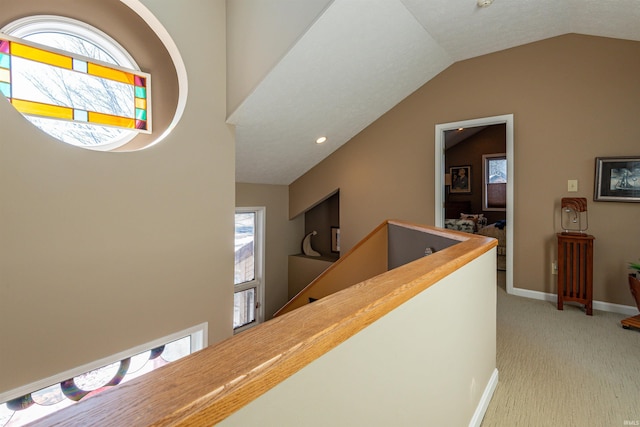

{"left": 568, "top": 179, "right": 578, "bottom": 192}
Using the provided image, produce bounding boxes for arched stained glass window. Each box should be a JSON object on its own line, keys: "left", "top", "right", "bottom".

{"left": 0, "top": 16, "right": 151, "bottom": 151}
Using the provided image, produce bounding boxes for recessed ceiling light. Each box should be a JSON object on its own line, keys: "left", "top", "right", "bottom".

{"left": 477, "top": 0, "right": 493, "bottom": 7}
{"left": 316, "top": 136, "right": 327, "bottom": 144}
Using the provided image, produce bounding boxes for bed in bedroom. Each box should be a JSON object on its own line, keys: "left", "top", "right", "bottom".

{"left": 443, "top": 201, "right": 506, "bottom": 270}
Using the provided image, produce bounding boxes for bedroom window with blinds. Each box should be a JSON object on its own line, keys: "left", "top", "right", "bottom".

{"left": 483, "top": 153, "right": 507, "bottom": 211}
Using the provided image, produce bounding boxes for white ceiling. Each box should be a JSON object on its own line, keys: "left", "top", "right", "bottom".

{"left": 229, "top": 0, "right": 640, "bottom": 185}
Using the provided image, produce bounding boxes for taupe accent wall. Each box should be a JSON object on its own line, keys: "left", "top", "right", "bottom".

{"left": 290, "top": 34, "right": 640, "bottom": 307}
{"left": 0, "top": 0, "right": 234, "bottom": 394}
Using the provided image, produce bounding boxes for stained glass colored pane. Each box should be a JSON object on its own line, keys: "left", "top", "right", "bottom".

{"left": 87, "top": 62, "right": 134, "bottom": 85}
{"left": 0, "top": 68, "right": 10, "bottom": 83}
{"left": 12, "top": 98, "right": 73, "bottom": 120}
{"left": 134, "top": 86, "right": 146, "bottom": 99}
{"left": 72, "top": 58, "right": 87, "bottom": 73}
{"left": 136, "top": 119, "right": 147, "bottom": 130}
{"left": 134, "top": 75, "right": 145, "bottom": 87}
{"left": 74, "top": 109, "right": 88, "bottom": 121}
{"left": 135, "top": 108, "right": 147, "bottom": 121}
{"left": 11, "top": 42, "right": 72, "bottom": 69}
{"left": 0, "top": 81, "right": 10, "bottom": 97}
{"left": 135, "top": 97, "right": 146, "bottom": 110}
{"left": 0, "top": 52, "right": 10, "bottom": 68}
{"left": 88, "top": 111, "right": 135, "bottom": 128}
{"left": 0, "top": 39, "right": 9, "bottom": 53}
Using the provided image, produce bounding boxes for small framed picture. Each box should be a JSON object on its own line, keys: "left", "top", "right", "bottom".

{"left": 450, "top": 166, "right": 471, "bottom": 193}
{"left": 594, "top": 157, "right": 640, "bottom": 202}
{"left": 331, "top": 227, "right": 340, "bottom": 253}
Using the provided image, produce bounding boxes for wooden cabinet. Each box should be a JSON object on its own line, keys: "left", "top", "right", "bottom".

{"left": 557, "top": 233, "right": 594, "bottom": 315}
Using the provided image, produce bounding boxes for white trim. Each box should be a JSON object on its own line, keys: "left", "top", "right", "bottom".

{"left": 1, "top": 15, "right": 139, "bottom": 69}
{"left": 0, "top": 323, "right": 207, "bottom": 404}
{"left": 435, "top": 114, "right": 514, "bottom": 293}
{"left": 119, "top": 0, "right": 188, "bottom": 150}
{"left": 509, "top": 287, "right": 639, "bottom": 316}
{"left": 469, "top": 368, "right": 499, "bottom": 427}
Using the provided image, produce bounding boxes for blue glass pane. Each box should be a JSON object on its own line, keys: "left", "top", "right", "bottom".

{"left": 0, "top": 53, "right": 10, "bottom": 68}
{"left": 134, "top": 86, "right": 146, "bottom": 99}
{"left": 74, "top": 109, "right": 88, "bottom": 122}
{"left": 0, "top": 82, "right": 10, "bottom": 97}
{"left": 72, "top": 58, "right": 87, "bottom": 73}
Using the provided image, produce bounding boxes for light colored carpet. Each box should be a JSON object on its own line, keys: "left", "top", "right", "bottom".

{"left": 481, "top": 271, "right": 640, "bottom": 427}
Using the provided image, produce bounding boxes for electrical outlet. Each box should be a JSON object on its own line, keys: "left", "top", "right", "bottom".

{"left": 552, "top": 261, "right": 558, "bottom": 275}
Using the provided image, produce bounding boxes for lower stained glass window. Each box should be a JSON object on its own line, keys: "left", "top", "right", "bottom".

{"left": 0, "top": 336, "right": 192, "bottom": 426}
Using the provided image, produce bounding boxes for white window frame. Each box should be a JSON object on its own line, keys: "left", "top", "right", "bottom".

{"left": 234, "top": 207, "right": 265, "bottom": 333}
{"left": 482, "top": 153, "right": 507, "bottom": 212}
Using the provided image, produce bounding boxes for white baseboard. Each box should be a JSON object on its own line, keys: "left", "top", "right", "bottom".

{"left": 469, "top": 368, "right": 499, "bottom": 427}
{"left": 509, "top": 287, "right": 639, "bottom": 316}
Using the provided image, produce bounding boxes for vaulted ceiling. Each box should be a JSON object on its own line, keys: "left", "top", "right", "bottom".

{"left": 228, "top": 0, "right": 640, "bottom": 185}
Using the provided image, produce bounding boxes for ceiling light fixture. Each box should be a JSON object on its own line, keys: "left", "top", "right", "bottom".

{"left": 477, "top": 0, "right": 493, "bottom": 7}
{"left": 316, "top": 136, "right": 327, "bottom": 144}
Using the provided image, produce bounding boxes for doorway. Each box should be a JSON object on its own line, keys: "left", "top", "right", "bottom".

{"left": 434, "top": 114, "right": 514, "bottom": 293}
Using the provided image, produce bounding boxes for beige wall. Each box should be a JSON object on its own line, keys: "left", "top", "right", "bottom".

{"left": 290, "top": 34, "right": 640, "bottom": 307}
{"left": 236, "top": 183, "right": 303, "bottom": 318}
{"left": 0, "top": 0, "right": 234, "bottom": 394}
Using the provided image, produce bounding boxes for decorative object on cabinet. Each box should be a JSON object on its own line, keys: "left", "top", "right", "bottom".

{"left": 594, "top": 156, "right": 640, "bottom": 202}
{"left": 302, "top": 231, "right": 321, "bottom": 257}
{"left": 557, "top": 233, "right": 594, "bottom": 315}
{"left": 621, "top": 274, "right": 640, "bottom": 330}
{"left": 560, "top": 197, "right": 588, "bottom": 234}
{"left": 450, "top": 165, "right": 471, "bottom": 193}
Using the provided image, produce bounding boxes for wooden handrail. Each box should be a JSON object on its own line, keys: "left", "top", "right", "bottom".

{"left": 30, "top": 220, "right": 496, "bottom": 426}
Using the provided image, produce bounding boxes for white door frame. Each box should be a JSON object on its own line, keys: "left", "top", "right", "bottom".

{"left": 434, "top": 114, "right": 514, "bottom": 294}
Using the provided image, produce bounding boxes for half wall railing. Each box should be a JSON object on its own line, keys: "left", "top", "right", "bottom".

{"left": 29, "top": 220, "right": 498, "bottom": 426}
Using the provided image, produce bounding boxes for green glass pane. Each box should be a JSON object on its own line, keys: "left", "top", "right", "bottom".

{"left": 134, "top": 86, "right": 146, "bottom": 99}
{"left": 0, "top": 81, "right": 10, "bottom": 97}
{"left": 0, "top": 53, "right": 10, "bottom": 68}
{"left": 135, "top": 108, "right": 147, "bottom": 121}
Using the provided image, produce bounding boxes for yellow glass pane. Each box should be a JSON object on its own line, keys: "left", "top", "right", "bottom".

{"left": 0, "top": 68, "right": 10, "bottom": 83}
{"left": 88, "top": 111, "right": 135, "bottom": 129}
{"left": 11, "top": 43, "right": 72, "bottom": 69}
{"left": 135, "top": 98, "right": 147, "bottom": 110}
{"left": 12, "top": 99, "right": 73, "bottom": 120}
{"left": 88, "top": 63, "right": 135, "bottom": 85}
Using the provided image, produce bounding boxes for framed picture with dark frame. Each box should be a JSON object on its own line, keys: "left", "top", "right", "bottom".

{"left": 450, "top": 165, "right": 471, "bottom": 193}
{"left": 594, "top": 156, "right": 640, "bottom": 202}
